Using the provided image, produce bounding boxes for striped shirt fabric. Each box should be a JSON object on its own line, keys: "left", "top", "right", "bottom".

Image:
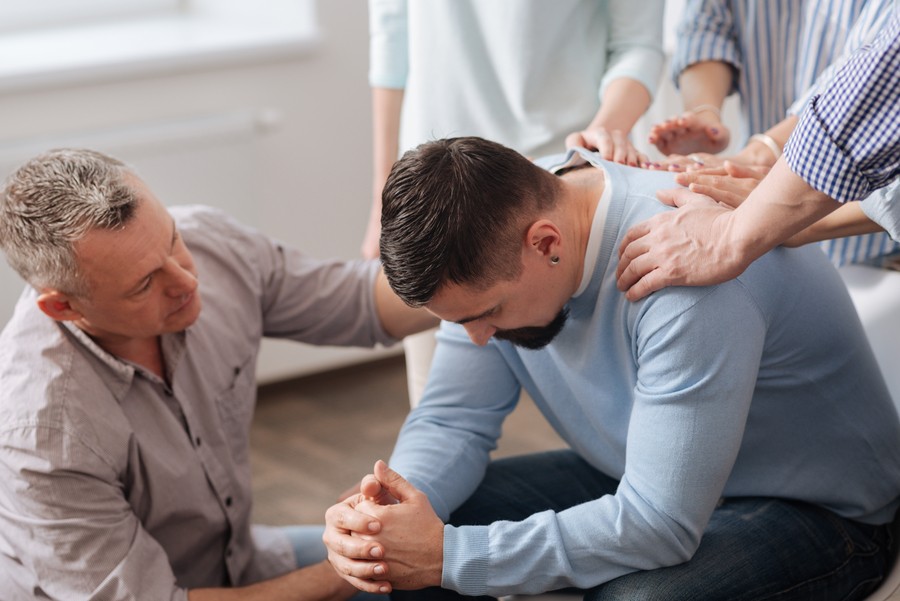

{"left": 674, "top": 0, "right": 898, "bottom": 266}
{"left": 790, "top": 0, "right": 900, "bottom": 265}
{"left": 785, "top": 8, "right": 900, "bottom": 203}
{"left": 672, "top": 0, "right": 865, "bottom": 143}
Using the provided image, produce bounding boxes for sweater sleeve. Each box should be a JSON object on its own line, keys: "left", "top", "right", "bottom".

{"left": 670, "top": 0, "right": 740, "bottom": 93}
{"left": 387, "top": 322, "right": 522, "bottom": 522}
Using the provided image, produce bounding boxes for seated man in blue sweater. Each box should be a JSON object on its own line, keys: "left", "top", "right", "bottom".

{"left": 323, "top": 137, "right": 900, "bottom": 601}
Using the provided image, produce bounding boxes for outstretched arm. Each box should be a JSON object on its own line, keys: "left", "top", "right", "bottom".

{"left": 648, "top": 61, "right": 732, "bottom": 157}
{"left": 616, "top": 158, "right": 840, "bottom": 301}
{"left": 362, "top": 87, "right": 404, "bottom": 260}
{"left": 373, "top": 269, "right": 438, "bottom": 339}
{"left": 567, "top": 78, "right": 652, "bottom": 167}
{"left": 189, "top": 562, "right": 356, "bottom": 601}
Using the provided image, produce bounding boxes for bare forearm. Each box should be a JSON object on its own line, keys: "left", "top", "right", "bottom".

{"left": 188, "top": 561, "right": 356, "bottom": 601}
{"left": 731, "top": 159, "right": 842, "bottom": 260}
{"left": 784, "top": 201, "right": 884, "bottom": 247}
{"left": 374, "top": 269, "right": 438, "bottom": 339}
{"left": 678, "top": 61, "right": 732, "bottom": 114}
{"left": 372, "top": 87, "right": 404, "bottom": 189}
{"left": 587, "top": 78, "right": 651, "bottom": 133}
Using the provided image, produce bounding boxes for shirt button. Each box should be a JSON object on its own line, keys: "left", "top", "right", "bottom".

{"left": 195, "top": 436, "right": 202, "bottom": 447}
{"left": 225, "top": 496, "right": 233, "bottom": 507}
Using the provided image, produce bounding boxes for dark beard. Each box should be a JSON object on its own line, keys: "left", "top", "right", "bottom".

{"left": 493, "top": 307, "right": 569, "bottom": 350}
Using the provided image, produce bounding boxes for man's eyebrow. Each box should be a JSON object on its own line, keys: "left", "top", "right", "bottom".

{"left": 455, "top": 306, "right": 497, "bottom": 325}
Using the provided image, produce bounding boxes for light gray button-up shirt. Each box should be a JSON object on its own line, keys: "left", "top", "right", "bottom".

{"left": 0, "top": 205, "right": 394, "bottom": 600}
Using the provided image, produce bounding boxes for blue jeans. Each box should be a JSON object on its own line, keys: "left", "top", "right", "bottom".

{"left": 393, "top": 450, "right": 893, "bottom": 601}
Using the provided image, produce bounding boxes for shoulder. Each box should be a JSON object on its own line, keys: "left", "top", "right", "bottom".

{"left": 173, "top": 204, "right": 272, "bottom": 292}
{"left": 171, "top": 204, "right": 252, "bottom": 243}
{"left": 0, "top": 306, "right": 126, "bottom": 474}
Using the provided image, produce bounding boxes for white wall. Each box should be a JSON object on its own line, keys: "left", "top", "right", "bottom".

{"left": 2, "top": 1, "right": 896, "bottom": 402}
{"left": 0, "top": 1, "right": 399, "bottom": 383}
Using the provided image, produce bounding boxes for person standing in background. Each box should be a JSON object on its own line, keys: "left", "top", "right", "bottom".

{"left": 646, "top": 0, "right": 898, "bottom": 267}
{"left": 616, "top": 8, "right": 900, "bottom": 301}
{"left": 658, "top": 0, "right": 899, "bottom": 262}
{"left": 363, "top": 0, "right": 664, "bottom": 405}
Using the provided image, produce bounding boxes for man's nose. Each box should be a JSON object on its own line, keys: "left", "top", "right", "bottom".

{"left": 463, "top": 322, "right": 496, "bottom": 346}
{"left": 164, "top": 260, "right": 198, "bottom": 296}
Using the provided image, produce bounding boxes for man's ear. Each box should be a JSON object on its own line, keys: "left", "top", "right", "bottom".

{"left": 36, "top": 290, "right": 82, "bottom": 322}
{"left": 525, "top": 219, "right": 561, "bottom": 259}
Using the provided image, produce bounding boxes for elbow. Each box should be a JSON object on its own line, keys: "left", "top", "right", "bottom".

{"left": 647, "top": 519, "right": 704, "bottom": 569}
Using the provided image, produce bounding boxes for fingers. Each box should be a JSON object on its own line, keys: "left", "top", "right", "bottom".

{"left": 675, "top": 166, "right": 760, "bottom": 208}
{"left": 623, "top": 265, "right": 667, "bottom": 302}
{"left": 608, "top": 130, "right": 630, "bottom": 165}
{"left": 675, "top": 172, "right": 728, "bottom": 190}
{"left": 687, "top": 183, "right": 742, "bottom": 208}
{"left": 325, "top": 549, "right": 393, "bottom": 596}
{"left": 588, "top": 128, "right": 614, "bottom": 160}
{"left": 325, "top": 497, "right": 381, "bottom": 537}
{"left": 656, "top": 187, "right": 717, "bottom": 209}
{"left": 616, "top": 228, "right": 664, "bottom": 298}
{"left": 723, "top": 160, "right": 769, "bottom": 179}
{"left": 616, "top": 220, "right": 653, "bottom": 282}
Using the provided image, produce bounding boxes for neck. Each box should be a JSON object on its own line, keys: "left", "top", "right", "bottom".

{"left": 558, "top": 167, "right": 605, "bottom": 293}
{"left": 76, "top": 322, "right": 166, "bottom": 379}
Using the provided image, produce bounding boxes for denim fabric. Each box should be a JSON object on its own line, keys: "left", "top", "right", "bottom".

{"left": 393, "top": 450, "right": 892, "bottom": 601}
{"left": 281, "top": 524, "right": 328, "bottom": 568}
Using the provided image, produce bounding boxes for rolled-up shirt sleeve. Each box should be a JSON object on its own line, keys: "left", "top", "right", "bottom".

{"left": 0, "top": 424, "right": 187, "bottom": 601}
{"left": 784, "top": 11, "right": 900, "bottom": 202}
{"left": 670, "top": 0, "right": 740, "bottom": 93}
{"left": 600, "top": 0, "right": 665, "bottom": 101}
{"left": 368, "top": 0, "right": 409, "bottom": 89}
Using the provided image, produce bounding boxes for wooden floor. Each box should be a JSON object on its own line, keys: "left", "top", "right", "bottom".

{"left": 250, "top": 354, "right": 566, "bottom": 525}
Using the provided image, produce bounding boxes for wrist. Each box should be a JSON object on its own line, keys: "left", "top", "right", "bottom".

{"left": 747, "top": 134, "right": 782, "bottom": 166}
{"left": 688, "top": 103, "right": 724, "bottom": 127}
{"left": 736, "top": 141, "right": 775, "bottom": 167}
{"left": 690, "top": 103, "right": 721, "bottom": 120}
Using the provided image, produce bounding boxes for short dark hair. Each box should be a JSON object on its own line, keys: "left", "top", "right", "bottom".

{"left": 380, "top": 137, "right": 562, "bottom": 306}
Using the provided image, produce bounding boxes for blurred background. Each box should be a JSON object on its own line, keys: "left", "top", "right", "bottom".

{"left": 0, "top": 0, "right": 711, "bottom": 384}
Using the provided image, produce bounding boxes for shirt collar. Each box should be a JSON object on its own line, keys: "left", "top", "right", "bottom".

{"left": 541, "top": 147, "right": 613, "bottom": 298}
{"left": 60, "top": 321, "right": 187, "bottom": 403}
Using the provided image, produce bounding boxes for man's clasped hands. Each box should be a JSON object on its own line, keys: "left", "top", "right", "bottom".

{"left": 324, "top": 461, "right": 445, "bottom": 595}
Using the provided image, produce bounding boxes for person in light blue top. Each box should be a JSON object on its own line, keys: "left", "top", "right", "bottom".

{"left": 322, "top": 137, "right": 900, "bottom": 600}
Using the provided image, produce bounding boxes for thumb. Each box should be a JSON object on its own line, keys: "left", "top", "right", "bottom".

{"left": 373, "top": 460, "right": 418, "bottom": 503}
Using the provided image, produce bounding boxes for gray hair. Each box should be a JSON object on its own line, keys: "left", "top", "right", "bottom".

{"left": 0, "top": 148, "right": 139, "bottom": 296}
